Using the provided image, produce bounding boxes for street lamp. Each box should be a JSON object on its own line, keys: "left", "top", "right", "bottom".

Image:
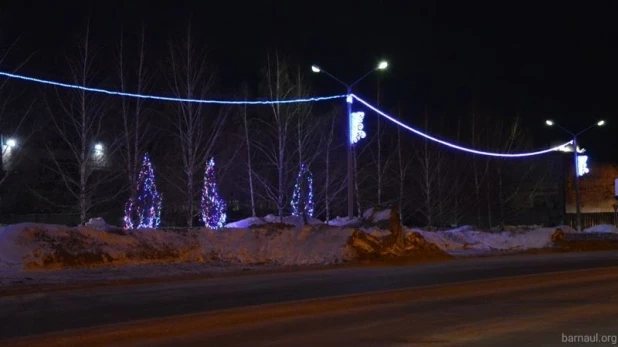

{"left": 312, "top": 60, "right": 388, "bottom": 219}
{"left": 6, "top": 138, "right": 16, "bottom": 148}
{"left": 546, "top": 119, "right": 605, "bottom": 231}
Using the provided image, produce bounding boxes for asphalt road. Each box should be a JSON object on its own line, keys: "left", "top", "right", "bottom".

{"left": 3, "top": 251, "right": 618, "bottom": 346}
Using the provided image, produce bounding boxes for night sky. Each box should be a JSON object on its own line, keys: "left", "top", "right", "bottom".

{"left": 1, "top": 1, "right": 617, "bottom": 160}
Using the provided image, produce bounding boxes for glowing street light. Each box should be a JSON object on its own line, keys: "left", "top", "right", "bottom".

{"left": 6, "top": 138, "right": 16, "bottom": 148}
{"left": 94, "top": 143, "right": 103, "bottom": 152}
{"left": 545, "top": 119, "right": 606, "bottom": 231}
{"left": 311, "top": 60, "right": 389, "bottom": 219}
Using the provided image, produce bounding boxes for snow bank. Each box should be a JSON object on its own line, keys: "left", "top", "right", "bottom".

{"left": 0, "top": 221, "right": 578, "bottom": 272}
{"left": 226, "top": 215, "right": 324, "bottom": 229}
{"left": 0, "top": 223, "right": 356, "bottom": 270}
{"left": 326, "top": 216, "right": 361, "bottom": 227}
{"left": 0, "top": 223, "right": 65, "bottom": 266}
{"left": 225, "top": 217, "right": 266, "bottom": 228}
{"left": 415, "top": 227, "right": 556, "bottom": 253}
{"left": 263, "top": 214, "right": 323, "bottom": 226}
{"left": 201, "top": 227, "right": 354, "bottom": 265}
{"left": 362, "top": 208, "right": 391, "bottom": 223}
{"left": 583, "top": 224, "right": 618, "bottom": 234}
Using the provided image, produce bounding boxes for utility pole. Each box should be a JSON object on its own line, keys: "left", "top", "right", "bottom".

{"left": 545, "top": 119, "right": 605, "bottom": 231}
{"left": 312, "top": 61, "right": 388, "bottom": 219}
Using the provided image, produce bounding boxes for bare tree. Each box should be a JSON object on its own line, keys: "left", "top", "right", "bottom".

{"left": 117, "top": 26, "right": 151, "bottom": 204}
{"left": 491, "top": 116, "right": 548, "bottom": 227}
{"left": 470, "top": 106, "right": 491, "bottom": 227}
{"left": 44, "top": 25, "right": 120, "bottom": 224}
{"left": 167, "top": 26, "right": 227, "bottom": 226}
{"left": 240, "top": 85, "right": 256, "bottom": 217}
{"left": 317, "top": 110, "right": 347, "bottom": 223}
{"left": 395, "top": 108, "right": 411, "bottom": 222}
{"left": 0, "top": 38, "right": 34, "bottom": 187}
{"left": 414, "top": 109, "right": 438, "bottom": 227}
{"left": 252, "top": 53, "right": 296, "bottom": 220}
{"left": 412, "top": 108, "right": 456, "bottom": 228}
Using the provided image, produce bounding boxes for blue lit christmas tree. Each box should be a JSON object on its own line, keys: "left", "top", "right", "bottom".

{"left": 291, "top": 163, "right": 314, "bottom": 221}
{"left": 201, "top": 157, "right": 226, "bottom": 229}
{"left": 124, "top": 153, "right": 162, "bottom": 229}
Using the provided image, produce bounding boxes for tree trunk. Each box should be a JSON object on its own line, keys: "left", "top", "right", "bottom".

{"left": 242, "top": 102, "right": 256, "bottom": 217}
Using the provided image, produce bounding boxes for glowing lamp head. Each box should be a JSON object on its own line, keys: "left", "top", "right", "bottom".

{"left": 94, "top": 143, "right": 103, "bottom": 151}
{"left": 545, "top": 120, "right": 554, "bottom": 126}
{"left": 6, "top": 138, "right": 16, "bottom": 148}
{"left": 377, "top": 61, "right": 388, "bottom": 70}
{"left": 597, "top": 120, "right": 605, "bottom": 126}
{"left": 311, "top": 65, "right": 321, "bottom": 73}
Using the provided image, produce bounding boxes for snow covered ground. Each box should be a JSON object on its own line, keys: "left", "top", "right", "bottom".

{"left": 0, "top": 219, "right": 569, "bottom": 271}
{"left": 583, "top": 224, "right": 618, "bottom": 234}
{"left": 3, "top": 218, "right": 614, "bottom": 293}
{"left": 415, "top": 226, "right": 561, "bottom": 255}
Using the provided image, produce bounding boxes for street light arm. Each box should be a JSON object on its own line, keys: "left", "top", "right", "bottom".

{"left": 552, "top": 122, "right": 575, "bottom": 137}
{"left": 575, "top": 122, "right": 601, "bottom": 137}
{"left": 349, "top": 68, "right": 377, "bottom": 89}
{"left": 317, "top": 69, "right": 350, "bottom": 91}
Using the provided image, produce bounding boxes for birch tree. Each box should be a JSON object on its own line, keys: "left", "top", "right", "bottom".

{"left": 253, "top": 53, "right": 296, "bottom": 220}
{"left": 45, "top": 25, "right": 119, "bottom": 224}
{"left": 167, "top": 26, "right": 227, "bottom": 226}
{"left": 117, "top": 26, "right": 151, "bottom": 206}
{"left": 0, "top": 39, "right": 34, "bottom": 186}
{"left": 240, "top": 85, "right": 256, "bottom": 217}
{"left": 395, "top": 108, "right": 411, "bottom": 222}
{"left": 317, "top": 110, "right": 347, "bottom": 222}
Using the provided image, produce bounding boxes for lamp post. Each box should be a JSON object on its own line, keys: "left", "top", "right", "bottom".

{"left": 311, "top": 61, "right": 388, "bottom": 219}
{"left": 546, "top": 119, "right": 605, "bottom": 231}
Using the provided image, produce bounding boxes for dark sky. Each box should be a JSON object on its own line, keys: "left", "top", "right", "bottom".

{"left": 1, "top": 1, "right": 617, "bottom": 159}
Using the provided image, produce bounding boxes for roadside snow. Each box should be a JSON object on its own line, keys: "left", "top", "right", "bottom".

{"left": 0, "top": 223, "right": 356, "bottom": 271}
{"left": 201, "top": 227, "right": 354, "bottom": 265}
{"left": 225, "top": 217, "right": 266, "bottom": 228}
{"left": 583, "top": 224, "right": 618, "bottom": 234}
{"left": 362, "top": 208, "right": 391, "bottom": 222}
{"left": 415, "top": 227, "right": 556, "bottom": 254}
{"left": 326, "top": 216, "right": 361, "bottom": 227}
{"left": 0, "top": 220, "right": 592, "bottom": 273}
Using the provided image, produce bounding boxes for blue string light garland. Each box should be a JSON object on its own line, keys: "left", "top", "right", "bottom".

{"left": 0, "top": 71, "right": 346, "bottom": 105}
{"left": 0, "top": 70, "right": 572, "bottom": 158}
{"left": 350, "top": 94, "right": 573, "bottom": 158}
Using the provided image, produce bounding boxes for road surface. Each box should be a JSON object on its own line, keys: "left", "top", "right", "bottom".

{"left": 3, "top": 251, "right": 618, "bottom": 346}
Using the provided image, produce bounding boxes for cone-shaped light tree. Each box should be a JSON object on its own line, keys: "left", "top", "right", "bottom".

{"left": 124, "top": 153, "right": 162, "bottom": 229}
{"left": 291, "top": 163, "right": 314, "bottom": 223}
{"left": 201, "top": 157, "right": 226, "bottom": 229}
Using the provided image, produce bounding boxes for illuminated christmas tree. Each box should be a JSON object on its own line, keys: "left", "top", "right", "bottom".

{"left": 124, "top": 153, "right": 162, "bottom": 229}
{"left": 201, "top": 157, "right": 226, "bottom": 229}
{"left": 291, "top": 163, "right": 314, "bottom": 220}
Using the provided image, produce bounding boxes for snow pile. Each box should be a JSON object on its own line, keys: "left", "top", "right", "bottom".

{"left": 0, "top": 223, "right": 356, "bottom": 270}
{"left": 85, "top": 217, "right": 118, "bottom": 232}
{"left": 262, "top": 214, "right": 323, "bottom": 226}
{"left": 225, "top": 217, "right": 266, "bottom": 228}
{"left": 362, "top": 208, "right": 392, "bottom": 223}
{"left": 326, "top": 216, "right": 361, "bottom": 227}
{"left": 0, "top": 223, "right": 64, "bottom": 266}
{"left": 0, "top": 223, "right": 203, "bottom": 270}
{"left": 201, "top": 226, "right": 355, "bottom": 265}
{"left": 583, "top": 224, "right": 618, "bottom": 234}
{"left": 416, "top": 227, "right": 556, "bottom": 253}
{"left": 226, "top": 215, "right": 324, "bottom": 229}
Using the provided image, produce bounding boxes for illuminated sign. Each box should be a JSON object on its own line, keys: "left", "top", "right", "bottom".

{"left": 577, "top": 155, "right": 589, "bottom": 177}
